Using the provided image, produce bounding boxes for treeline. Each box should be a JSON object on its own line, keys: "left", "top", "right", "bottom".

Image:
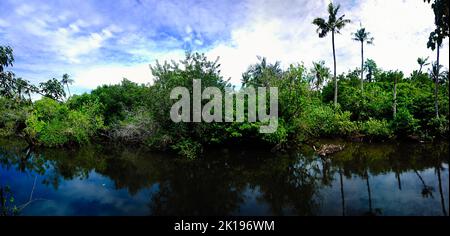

{"left": 1, "top": 49, "right": 449, "bottom": 158}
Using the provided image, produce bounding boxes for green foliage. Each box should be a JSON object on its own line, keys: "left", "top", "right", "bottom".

{"left": 24, "top": 97, "right": 104, "bottom": 147}
{"left": 427, "top": 115, "right": 449, "bottom": 139}
{"left": 39, "top": 78, "right": 66, "bottom": 101}
{"left": 90, "top": 79, "right": 150, "bottom": 126}
{"left": 1, "top": 44, "right": 450, "bottom": 159}
{"left": 147, "top": 52, "right": 230, "bottom": 158}
{"left": 0, "top": 97, "right": 30, "bottom": 136}
{"left": 0, "top": 185, "right": 19, "bottom": 216}
{"left": 171, "top": 138, "right": 203, "bottom": 160}
{"left": 297, "top": 104, "right": 358, "bottom": 138}
{"left": 391, "top": 108, "right": 420, "bottom": 137}
{"left": 360, "top": 119, "right": 393, "bottom": 140}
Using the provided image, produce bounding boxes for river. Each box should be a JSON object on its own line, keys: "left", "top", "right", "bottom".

{"left": 0, "top": 138, "right": 448, "bottom": 216}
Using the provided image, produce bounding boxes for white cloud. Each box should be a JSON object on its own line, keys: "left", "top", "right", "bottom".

{"left": 2, "top": 0, "right": 448, "bottom": 92}
{"left": 205, "top": 0, "right": 449, "bottom": 86}
{"left": 73, "top": 50, "right": 186, "bottom": 89}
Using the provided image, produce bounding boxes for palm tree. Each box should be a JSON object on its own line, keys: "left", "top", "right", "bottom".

{"left": 242, "top": 56, "right": 282, "bottom": 87}
{"left": 393, "top": 74, "right": 398, "bottom": 118}
{"left": 39, "top": 78, "right": 66, "bottom": 101}
{"left": 310, "top": 60, "right": 330, "bottom": 91}
{"left": 313, "top": 3, "right": 351, "bottom": 107}
{"left": 24, "top": 84, "right": 38, "bottom": 104}
{"left": 14, "top": 77, "right": 28, "bottom": 102}
{"left": 417, "top": 57, "right": 430, "bottom": 74}
{"left": 0, "top": 45, "right": 14, "bottom": 73}
{"left": 352, "top": 25, "right": 374, "bottom": 92}
{"left": 429, "top": 62, "right": 446, "bottom": 117}
{"left": 364, "top": 59, "right": 378, "bottom": 83}
{"left": 60, "top": 73, "right": 74, "bottom": 98}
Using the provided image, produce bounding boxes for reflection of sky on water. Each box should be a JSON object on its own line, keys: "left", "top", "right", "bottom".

{"left": 317, "top": 167, "right": 449, "bottom": 216}
{"left": 1, "top": 141, "right": 448, "bottom": 216}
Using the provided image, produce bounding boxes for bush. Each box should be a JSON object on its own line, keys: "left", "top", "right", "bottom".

{"left": 171, "top": 138, "right": 202, "bottom": 160}
{"left": 427, "top": 115, "right": 449, "bottom": 139}
{"left": 0, "top": 97, "right": 31, "bottom": 136}
{"left": 24, "top": 97, "right": 104, "bottom": 147}
{"left": 391, "top": 108, "right": 420, "bottom": 137}
{"left": 360, "top": 119, "right": 392, "bottom": 140}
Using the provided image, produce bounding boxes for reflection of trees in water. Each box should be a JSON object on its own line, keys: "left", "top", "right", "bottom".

{"left": 415, "top": 170, "right": 434, "bottom": 198}
{"left": 330, "top": 141, "right": 448, "bottom": 216}
{"left": 0, "top": 137, "right": 448, "bottom": 216}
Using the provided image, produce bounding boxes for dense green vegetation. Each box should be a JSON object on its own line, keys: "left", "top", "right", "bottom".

{"left": 0, "top": 2, "right": 448, "bottom": 159}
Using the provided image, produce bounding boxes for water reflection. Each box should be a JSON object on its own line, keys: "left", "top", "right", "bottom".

{"left": 0, "top": 138, "right": 448, "bottom": 216}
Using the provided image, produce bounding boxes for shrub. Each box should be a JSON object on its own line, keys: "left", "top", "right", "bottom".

{"left": 427, "top": 115, "right": 449, "bottom": 139}
{"left": 298, "top": 104, "right": 358, "bottom": 138}
{"left": 360, "top": 119, "right": 393, "bottom": 140}
{"left": 391, "top": 108, "right": 420, "bottom": 137}
{"left": 0, "top": 97, "right": 31, "bottom": 136}
{"left": 24, "top": 97, "right": 104, "bottom": 147}
{"left": 171, "top": 138, "right": 202, "bottom": 160}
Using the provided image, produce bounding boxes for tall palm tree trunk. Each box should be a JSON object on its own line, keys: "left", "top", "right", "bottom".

{"left": 361, "top": 41, "right": 364, "bottom": 92}
{"left": 66, "top": 84, "right": 71, "bottom": 98}
{"left": 393, "top": 76, "right": 397, "bottom": 118}
{"left": 332, "top": 31, "right": 337, "bottom": 107}
{"left": 435, "top": 45, "right": 440, "bottom": 118}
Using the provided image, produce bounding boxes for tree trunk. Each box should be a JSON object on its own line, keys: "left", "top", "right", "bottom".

{"left": 361, "top": 41, "right": 364, "bottom": 92}
{"left": 393, "top": 76, "right": 397, "bottom": 118}
{"left": 66, "top": 84, "right": 71, "bottom": 98}
{"left": 332, "top": 31, "right": 338, "bottom": 107}
{"left": 435, "top": 45, "right": 440, "bottom": 118}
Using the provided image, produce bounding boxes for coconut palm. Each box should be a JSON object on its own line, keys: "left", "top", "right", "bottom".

{"left": 313, "top": 2, "right": 351, "bottom": 107}
{"left": 0, "top": 46, "right": 14, "bottom": 73}
{"left": 39, "top": 78, "right": 66, "bottom": 101}
{"left": 364, "top": 59, "right": 378, "bottom": 83}
{"left": 352, "top": 25, "right": 374, "bottom": 91}
{"left": 417, "top": 57, "right": 430, "bottom": 74}
{"left": 310, "top": 60, "right": 330, "bottom": 91}
{"left": 60, "top": 73, "right": 74, "bottom": 98}
{"left": 429, "top": 62, "right": 446, "bottom": 117}
{"left": 14, "top": 77, "right": 29, "bottom": 102}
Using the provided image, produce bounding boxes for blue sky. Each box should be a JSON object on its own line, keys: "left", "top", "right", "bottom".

{"left": 0, "top": 0, "right": 448, "bottom": 95}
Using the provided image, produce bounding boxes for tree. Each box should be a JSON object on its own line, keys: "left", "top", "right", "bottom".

{"left": 61, "top": 73, "right": 74, "bottom": 98}
{"left": 417, "top": 57, "right": 430, "bottom": 74}
{"left": 14, "top": 77, "right": 29, "bottom": 102}
{"left": 391, "top": 71, "right": 403, "bottom": 118}
{"left": 364, "top": 59, "right": 378, "bottom": 83}
{"left": 0, "top": 46, "right": 16, "bottom": 99}
{"left": 425, "top": 0, "right": 448, "bottom": 118}
{"left": 429, "top": 62, "right": 446, "bottom": 117}
{"left": 313, "top": 3, "right": 351, "bottom": 107}
{"left": 310, "top": 60, "right": 330, "bottom": 91}
{"left": 242, "top": 56, "right": 282, "bottom": 87}
{"left": 352, "top": 25, "right": 374, "bottom": 92}
{"left": 0, "top": 46, "right": 14, "bottom": 73}
{"left": 39, "top": 78, "right": 66, "bottom": 101}
{"left": 424, "top": 0, "right": 449, "bottom": 40}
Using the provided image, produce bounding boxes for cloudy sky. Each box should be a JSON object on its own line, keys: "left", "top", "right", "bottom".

{"left": 0, "top": 0, "right": 448, "bottom": 94}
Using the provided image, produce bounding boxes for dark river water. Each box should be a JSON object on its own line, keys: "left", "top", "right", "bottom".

{"left": 0, "top": 138, "right": 448, "bottom": 216}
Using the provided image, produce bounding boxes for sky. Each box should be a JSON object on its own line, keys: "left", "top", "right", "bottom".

{"left": 0, "top": 0, "right": 448, "bottom": 95}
